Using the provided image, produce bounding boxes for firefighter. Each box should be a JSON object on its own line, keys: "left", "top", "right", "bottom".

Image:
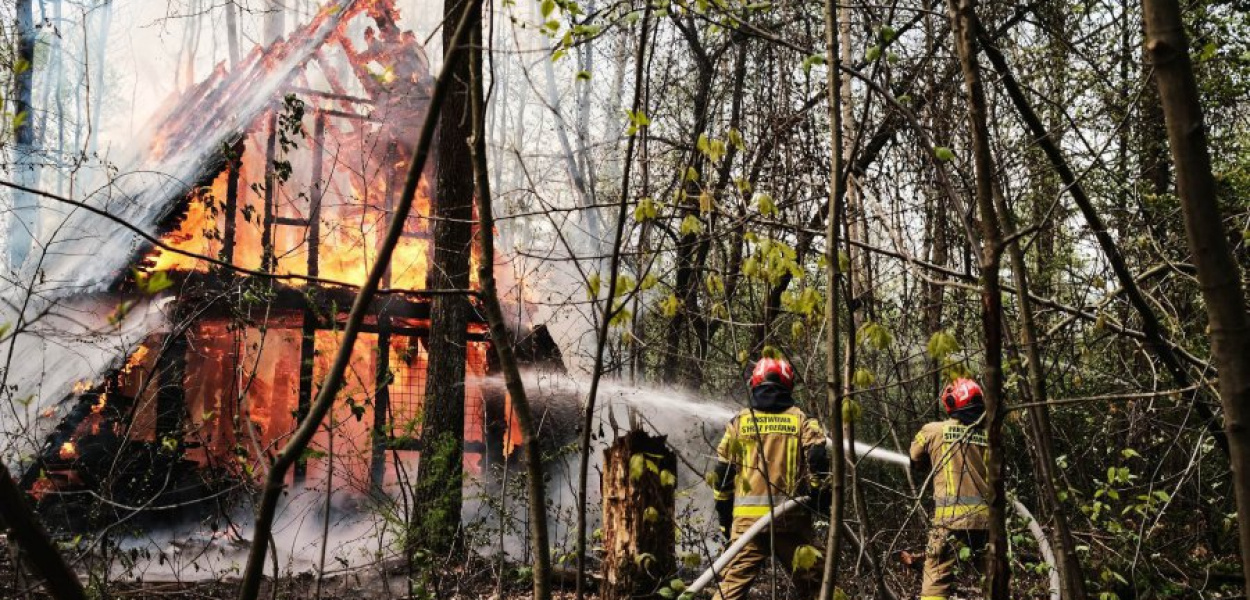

{"left": 709, "top": 357, "right": 829, "bottom": 600}
{"left": 909, "top": 377, "right": 991, "bottom": 600}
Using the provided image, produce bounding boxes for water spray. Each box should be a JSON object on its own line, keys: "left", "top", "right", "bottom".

{"left": 686, "top": 438, "right": 1060, "bottom": 600}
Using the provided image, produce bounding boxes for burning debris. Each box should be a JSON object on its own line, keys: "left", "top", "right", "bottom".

{"left": 20, "top": 0, "right": 557, "bottom": 533}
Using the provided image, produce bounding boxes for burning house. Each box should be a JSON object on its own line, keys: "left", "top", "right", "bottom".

{"left": 17, "top": 0, "right": 563, "bottom": 531}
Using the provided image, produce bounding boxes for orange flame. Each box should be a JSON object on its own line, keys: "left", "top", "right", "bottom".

{"left": 59, "top": 442, "right": 78, "bottom": 461}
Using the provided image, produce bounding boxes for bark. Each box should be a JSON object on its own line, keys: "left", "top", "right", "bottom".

{"left": 817, "top": 0, "right": 845, "bottom": 595}
{"left": 944, "top": 0, "right": 1009, "bottom": 596}
{"left": 1142, "top": 0, "right": 1250, "bottom": 592}
{"left": 469, "top": 24, "right": 553, "bottom": 600}
{"left": 234, "top": 3, "right": 482, "bottom": 597}
{"left": 600, "top": 431, "right": 677, "bottom": 600}
{"left": 414, "top": 0, "right": 481, "bottom": 556}
{"left": 574, "top": 5, "right": 652, "bottom": 598}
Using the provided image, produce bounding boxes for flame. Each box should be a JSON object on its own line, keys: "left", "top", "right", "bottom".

{"left": 122, "top": 347, "right": 150, "bottom": 375}
{"left": 147, "top": 0, "right": 442, "bottom": 293}
{"left": 59, "top": 442, "right": 78, "bottom": 461}
{"left": 91, "top": 394, "right": 108, "bottom": 415}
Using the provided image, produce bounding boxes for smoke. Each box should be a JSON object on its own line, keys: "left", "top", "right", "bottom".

{"left": 107, "top": 481, "right": 401, "bottom": 583}
{"left": 0, "top": 294, "right": 174, "bottom": 467}
{"left": 0, "top": 0, "right": 363, "bottom": 467}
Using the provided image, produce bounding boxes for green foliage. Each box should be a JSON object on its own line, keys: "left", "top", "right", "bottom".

{"left": 858, "top": 321, "right": 893, "bottom": 350}
{"left": 927, "top": 330, "right": 960, "bottom": 360}
{"left": 756, "top": 192, "right": 777, "bottom": 216}
{"left": 679, "top": 214, "right": 704, "bottom": 235}
{"left": 801, "top": 54, "right": 825, "bottom": 74}
{"left": 791, "top": 544, "right": 821, "bottom": 572}
{"left": 634, "top": 196, "right": 658, "bottom": 222}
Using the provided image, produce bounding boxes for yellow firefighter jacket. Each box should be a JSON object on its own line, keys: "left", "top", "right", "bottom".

{"left": 909, "top": 419, "right": 990, "bottom": 530}
{"left": 714, "top": 406, "right": 826, "bottom": 527}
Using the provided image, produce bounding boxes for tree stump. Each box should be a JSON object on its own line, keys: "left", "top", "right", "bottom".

{"left": 601, "top": 429, "right": 678, "bottom": 600}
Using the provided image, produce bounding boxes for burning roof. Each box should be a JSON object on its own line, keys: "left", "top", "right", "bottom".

{"left": 0, "top": 0, "right": 449, "bottom": 470}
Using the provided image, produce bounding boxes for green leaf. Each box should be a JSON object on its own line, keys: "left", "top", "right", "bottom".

{"left": 865, "top": 45, "right": 881, "bottom": 61}
{"left": 858, "top": 321, "right": 893, "bottom": 350}
{"left": 791, "top": 544, "right": 821, "bottom": 572}
{"left": 927, "top": 330, "right": 960, "bottom": 360}
{"left": 660, "top": 294, "right": 681, "bottom": 317}
{"left": 541, "top": 0, "right": 557, "bottom": 17}
{"left": 660, "top": 469, "right": 676, "bottom": 487}
{"left": 587, "top": 272, "right": 601, "bottom": 299}
{"left": 644, "top": 506, "right": 660, "bottom": 523}
{"left": 679, "top": 214, "right": 704, "bottom": 236}
{"left": 1120, "top": 448, "right": 1141, "bottom": 460}
{"left": 756, "top": 193, "right": 777, "bottom": 216}
{"left": 576, "top": 70, "right": 592, "bottom": 81}
{"left": 705, "top": 273, "right": 725, "bottom": 295}
{"left": 934, "top": 146, "right": 956, "bottom": 161}
{"left": 879, "top": 25, "right": 897, "bottom": 43}
{"left": 670, "top": 579, "right": 687, "bottom": 593}
{"left": 842, "top": 398, "right": 862, "bottom": 423}
{"left": 685, "top": 166, "right": 700, "bottom": 182}
{"left": 658, "top": 587, "right": 675, "bottom": 599}
{"left": 634, "top": 197, "right": 658, "bottom": 222}
{"left": 852, "top": 369, "right": 875, "bottom": 388}
{"left": 630, "top": 453, "right": 646, "bottom": 482}
{"left": 801, "top": 54, "right": 825, "bottom": 74}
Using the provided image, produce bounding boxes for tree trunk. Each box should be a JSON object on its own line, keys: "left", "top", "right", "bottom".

{"left": 469, "top": 24, "right": 553, "bottom": 600}
{"left": 575, "top": 6, "right": 653, "bottom": 597}
{"left": 944, "top": 0, "right": 1009, "bottom": 596}
{"left": 225, "top": 0, "right": 241, "bottom": 66}
{"left": 235, "top": 4, "right": 482, "bottom": 598}
{"left": 600, "top": 431, "right": 677, "bottom": 600}
{"left": 264, "top": 0, "right": 285, "bottom": 43}
{"left": 7, "top": 0, "right": 38, "bottom": 270}
{"left": 818, "top": 0, "right": 845, "bottom": 595}
{"left": 1143, "top": 0, "right": 1250, "bottom": 592}
{"left": 413, "top": 0, "right": 481, "bottom": 556}
{"left": 993, "top": 186, "right": 1087, "bottom": 600}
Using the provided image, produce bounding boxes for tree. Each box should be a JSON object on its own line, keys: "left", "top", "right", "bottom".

{"left": 1143, "top": 0, "right": 1250, "bottom": 591}
{"left": 413, "top": 0, "right": 481, "bottom": 556}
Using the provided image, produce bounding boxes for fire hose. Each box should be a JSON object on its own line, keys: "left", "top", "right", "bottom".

{"left": 686, "top": 439, "right": 1061, "bottom": 600}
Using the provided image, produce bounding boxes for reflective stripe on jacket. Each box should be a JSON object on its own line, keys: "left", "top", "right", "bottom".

{"left": 715, "top": 406, "right": 825, "bottom": 521}
{"left": 909, "top": 419, "right": 990, "bottom": 529}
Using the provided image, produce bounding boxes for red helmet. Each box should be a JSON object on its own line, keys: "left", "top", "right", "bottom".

{"left": 941, "top": 378, "right": 983, "bottom": 414}
{"left": 750, "top": 358, "right": 795, "bottom": 391}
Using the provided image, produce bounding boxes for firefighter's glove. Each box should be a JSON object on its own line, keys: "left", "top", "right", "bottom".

{"left": 715, "top": 498, "right": 734, "bottom": 540}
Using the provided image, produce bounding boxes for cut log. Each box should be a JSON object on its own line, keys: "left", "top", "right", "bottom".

{"left": 601, "top": 430, "right": 677, "bottom": 600}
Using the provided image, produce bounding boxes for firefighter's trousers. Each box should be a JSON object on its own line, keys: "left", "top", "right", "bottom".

{"left": 710, "top": 520, "right": 822, "bottom": 600}
{"left": 920, "top": 527, "right": 988, "bottom": 600}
